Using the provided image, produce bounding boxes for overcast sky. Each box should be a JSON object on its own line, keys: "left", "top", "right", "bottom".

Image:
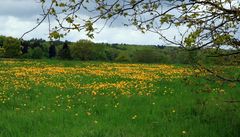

{"left": 0, "top": 0, "right": 170, "bottom": 45}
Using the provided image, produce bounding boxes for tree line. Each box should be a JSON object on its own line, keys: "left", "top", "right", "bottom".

{"left": 0, "top": 35, "right": 238, "bottom": 65}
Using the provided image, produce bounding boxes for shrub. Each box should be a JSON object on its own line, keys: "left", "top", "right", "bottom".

{"left": 115, "top": 52, "right": 131, "bottom": 62}
{"left": 105, "top": 48, "right": 119, "bottom": 61}
{"left": 41, "top": 43, "right": 50, "bottom": 58}
{"left": 133, "top": 49, "right": 154, "bottom": 63}
{"left": 71, "top": 40, "right": 94, "bottom": 60}
{"left": 92, "top": 46, "right": 107, "bottom": 60}
{"left": 31, "top": 47, "right": 44, "bottom": 59}
{"left": 3, "top": 37, "right": 21, "bottom": 58}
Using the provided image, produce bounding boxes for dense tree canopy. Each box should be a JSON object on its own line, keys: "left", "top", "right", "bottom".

{"left": 3, "top": 37, "right": 21, "bottom": 58}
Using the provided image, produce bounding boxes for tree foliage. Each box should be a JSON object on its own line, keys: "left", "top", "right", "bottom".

{"left": 0, "top": 36, "right": 5, "bottom": 48}
{"left": 31, "top": 47, "right": 44, "bottom": 59}
{"left": 34, "top": 0, "right": 239, "bottom": 50}
{"left": 58, "top": 41, "right": 72, "bottom": 59}
{"left": 32, "top": 0, "right": 239, "bottom": 60}
{"left": 49, "top": 44, "right": 57, "bottom": 58}
{"left": 21, "top": 40, "right": 29, "bottom": 54}
{"left": 3, "top": 37, "right": 21, "bottom": 58}
{"left": 71, "top": 40, "right": 95, "bottom": 60}
{"left": 0, "top": 48, "right": 5, "bottom": 57}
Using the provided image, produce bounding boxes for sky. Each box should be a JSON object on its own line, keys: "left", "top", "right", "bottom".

{"left": 1, "top": 0, "right": 239, "bottom": 45}
{"left": 0, "top": 0, "right": 166, "bottom": 45}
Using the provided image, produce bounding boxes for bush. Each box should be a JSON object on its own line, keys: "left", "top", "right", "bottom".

{"left": 115, "top": 52, "right": 131, "bottom": 62}
{"left": 3, "top": 37, "right": 21, "bottom": 58}
{"left": 71, "top": 40, "right": 94, "bottom": 60}
{"left": 41, "top": 43, "right": 50, "bottom": 58}
{"left": 30, "top": 47, "right": 44, "bottom": 59}
{"left": 92, "top": 46, "right": 107, "bottom": 61}
{"left": 133, "top": 49, "right": 169, "bottom": 63}
{"left": 105, "top": 48, "right": 119, "bottom": 61}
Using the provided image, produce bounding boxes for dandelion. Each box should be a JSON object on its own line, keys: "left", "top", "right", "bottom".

{"left": 182, "top": 131, "right": 186, "bottom": 134}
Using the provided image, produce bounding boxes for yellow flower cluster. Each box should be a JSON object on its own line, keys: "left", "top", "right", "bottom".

{"left": 0, "top": 60, "right": 192, "bottom": 104}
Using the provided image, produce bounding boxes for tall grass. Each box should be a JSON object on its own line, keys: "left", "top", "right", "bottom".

{"left": 0, "top": 59, "right": 239, "bottom": 137}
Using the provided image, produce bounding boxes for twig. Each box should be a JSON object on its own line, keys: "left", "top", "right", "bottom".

{"left": 20, "top": 2, "right": 54, "bottom": 40}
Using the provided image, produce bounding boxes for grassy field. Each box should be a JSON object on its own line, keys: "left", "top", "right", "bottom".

{"left": 0, "top": 59, "right": 240, "bottom": 137}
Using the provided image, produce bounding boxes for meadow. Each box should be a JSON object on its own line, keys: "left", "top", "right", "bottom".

{"left": 0, "top": 59, "right": 240, "bottom": 137}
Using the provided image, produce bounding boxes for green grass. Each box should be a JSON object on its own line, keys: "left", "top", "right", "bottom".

{"left": 0, "top": 59, "right": 240, "bottom": 137}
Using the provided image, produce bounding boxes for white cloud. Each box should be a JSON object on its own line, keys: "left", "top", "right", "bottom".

{"left": 0, "top": 0, "right": 181, "bottom": 45}
{"left": 0, "top": 16, "right": 49, "bottom": 39}
{"left": 0, "top": 15, "right": 165, "bottom": 45}
{"left": 93, "top": 26, "right": 161, "bottom": 45}
{"left": 0, "top": 0, "right": 41, "bottom": 18}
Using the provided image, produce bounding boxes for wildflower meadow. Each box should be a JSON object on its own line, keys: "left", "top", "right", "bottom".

{"left": 0, "top": 59, "right": 239, "bottom": 137}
